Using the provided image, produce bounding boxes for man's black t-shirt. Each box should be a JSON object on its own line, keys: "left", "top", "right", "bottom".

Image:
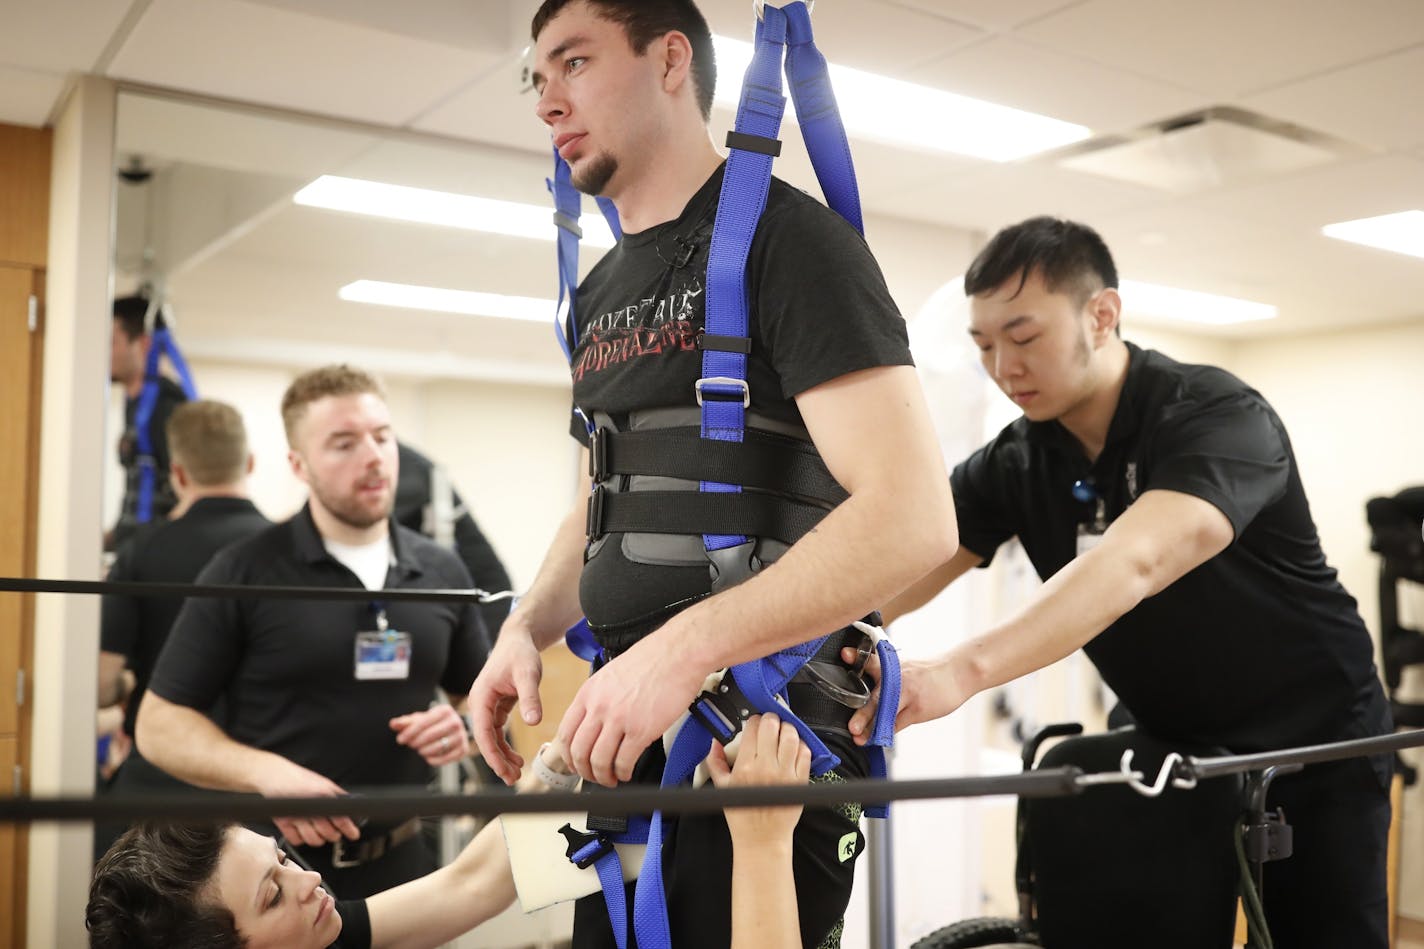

{"left": 569, "top": 164, "right": 913, "bottom": 636}
{"left": 102, "top": 496, "right": 271, "bottom": 737}
{"left": 951, "top": 343, "right": 1391, "bottom": 776}
{"left": 148, "top": 506, "right": 491, "bottom": 789}
{"left": 112, "top": 376, "right": 188, "bottom": 549}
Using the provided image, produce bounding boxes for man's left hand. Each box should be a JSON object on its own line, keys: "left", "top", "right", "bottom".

{"left": 557, "top": 634, "right": 706, "bottom": 787}
{"left": 390, "top": 704, "right": 470, "bottom": 767}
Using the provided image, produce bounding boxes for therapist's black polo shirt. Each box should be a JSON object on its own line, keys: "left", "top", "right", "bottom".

{"left": 148, "top": 505, "right": 491, "bottom": 791}
{"left": 103, "top": 496, "right": 272, "bottom": 740}
{"left": 951, "top": 342, "right": 1390, "bottom": 779}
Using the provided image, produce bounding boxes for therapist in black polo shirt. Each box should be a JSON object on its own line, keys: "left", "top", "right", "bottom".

{"left": 95, "top": 399, "right": 271, "bottom": 862}
{"left": 849, "top": 217, "right": 1393, "bottom": 948}
{"left": 137, "top": 365, "right": 491, "bottom": 897}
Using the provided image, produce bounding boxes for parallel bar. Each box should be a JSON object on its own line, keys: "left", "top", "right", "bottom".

{"left": 0, "top": 768, "right": 1086, "bottom": 825}
{"left": 1179, "top": 728, "right": 1424, "bottom": 781}
{"left": 0, "top": 576, "right": 505, "bottom": 604}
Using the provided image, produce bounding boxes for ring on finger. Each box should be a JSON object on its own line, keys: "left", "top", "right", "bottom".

{"left": 440, "top": 735, "right": 450, "bottom": 753}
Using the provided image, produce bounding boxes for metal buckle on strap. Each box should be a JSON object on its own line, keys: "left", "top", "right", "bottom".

{"left": 588, "top": 427, "right": 610, "bottom": 483}
{"left": 695, "top": 377, "right": 750, "bottom": 408}
{"left": 329, "top": 818, "right": 419, "bottom": 869}
{"left": 689, "top": 676, "right": 755, "bottom": 745}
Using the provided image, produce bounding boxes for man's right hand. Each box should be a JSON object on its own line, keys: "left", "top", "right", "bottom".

{"left": 255, "top": 758, "right": 361, "bottom": 847}
{"left": 468, "top": 623, "right": 544, "bottom": 785}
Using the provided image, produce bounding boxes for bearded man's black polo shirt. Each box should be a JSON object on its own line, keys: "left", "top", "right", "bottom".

{"left": 149, "top": 505, "right": 491, "bottom": 790}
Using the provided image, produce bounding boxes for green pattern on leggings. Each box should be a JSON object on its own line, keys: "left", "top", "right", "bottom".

{"left": 812, "top": 769, "right": 864, "bottom": 824}
{"left": 810, "top": 771, "right": 863, "bottom": 949}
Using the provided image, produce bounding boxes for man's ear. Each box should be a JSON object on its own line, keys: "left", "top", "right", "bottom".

{"left": 660, "top": 29, "right": 694, "bottom": 95}
{"left": 1089, "top": 287, "right": 1122, "bottom": 343}
{"left": 288, "top": 449, "right": 307, "bottom": 484}
{"left": 245, "top": 453, "right": 256, "bottom": 476}
{"left": 170, "top": 461, "right": 189, "bottom": 491}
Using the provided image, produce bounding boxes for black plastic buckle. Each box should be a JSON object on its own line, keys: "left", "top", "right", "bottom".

{"left": 586, "top": 485, "right": 606, "bottom": 541}
{"left": 589, "top": 427, "right": 609, "bottom": 483}
{"left": 708, "top": 540, "right": 759, "bottom": 593}
{"left": 558, "top": 823, "right": 613, "bottom": 870}
{"left": 1243, "top": 808, "right": 1294, "bottom": 864}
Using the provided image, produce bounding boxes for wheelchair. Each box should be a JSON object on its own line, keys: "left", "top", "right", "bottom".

{"left": 912, "top": 724, "right": 1245, "bottom": 949}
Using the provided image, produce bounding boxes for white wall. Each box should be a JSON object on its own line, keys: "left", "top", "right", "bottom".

{"left": 106, "top": 358, "right": 577, "bottom": 593}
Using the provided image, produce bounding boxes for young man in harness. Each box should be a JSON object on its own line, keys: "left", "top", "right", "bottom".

{"left": 849, "top": 217, "right": 1393, "bottom": 948}
{"left": 467, "top": 2, "right": 957, "bottom": 947}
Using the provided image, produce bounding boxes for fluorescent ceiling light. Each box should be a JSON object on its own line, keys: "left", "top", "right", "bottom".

{"left": 295, "top": 176, "right": 616, "bottom": 247}
{"left": 710, "top": 36, "right": 1089, "bottom": 161}
{"left": 1322, "top": 210, "right": 1424, "bottom": 260}
{"left": 1119, "top": 279, "right": 1276, "bottom": 326}
{"left": 340, "top": 280, "right": 553, "bottom": 323}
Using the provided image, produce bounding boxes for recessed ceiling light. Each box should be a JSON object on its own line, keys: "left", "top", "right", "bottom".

{"left": 339, "top": 280, "right": 553, "bottom": 322}
{"left": 1120, "top": 279, "right": 1277, "bottom": 326}
{"left": 295, "top": 176, "right": 617, "bottom": 247}
{"left": 711, "top": 36, "right": 1089, "bottom": 162}
{"left": 1322, "top": 210, "right": 1424, "bottom": 260}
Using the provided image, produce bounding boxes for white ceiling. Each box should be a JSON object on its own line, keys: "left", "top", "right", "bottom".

{"left": 6, "top": 0, "right": 1424, "bottom": 381}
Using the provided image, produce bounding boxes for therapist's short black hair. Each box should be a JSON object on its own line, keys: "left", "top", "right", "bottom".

{"left": 112, "top": 295, "right": 150, "bottom": 341}
{"left": 965, "top": 216, "right": 1118, "bottom": 306}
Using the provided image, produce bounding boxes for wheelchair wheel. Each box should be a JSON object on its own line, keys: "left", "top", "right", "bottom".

{"left": 910, "top": 916, "right": 1040, "bottom": 948}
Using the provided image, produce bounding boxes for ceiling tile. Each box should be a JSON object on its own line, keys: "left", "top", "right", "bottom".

{"left": 0, "top": 66, "right": 68, "bottom": 128}
{"left": 242, "top": 0, "right": 516, "bottom": 53}
{"left": 1017, "top": 0, "right": 1424, "bottom": 99}
{"left": 0, "top": 0, "right": 132, "bottom": 73}
{"left": 696, "top": 0, "right": 984, "bottom": 76}
{"left": 910, "top": 35, "right": 1204, "bottom": 132}
{"left": 1243, "top": 46, "right": 1424, "bottom": 152}
{"left": 888, "top": 0, "right": 1085, "bottom": 33}
{"left": 108, "top": 0, "right": 499, "bottom": 127}
{"left": 870, "top": 160, "right": 1162, "bottom": 233}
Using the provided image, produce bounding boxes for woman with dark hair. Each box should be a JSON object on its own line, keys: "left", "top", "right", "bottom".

{"left": 87, "top": 715, "right": 811, "bottom": 949}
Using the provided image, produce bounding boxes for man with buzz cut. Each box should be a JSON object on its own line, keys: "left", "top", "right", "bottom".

{"left": 139, "top": 365, "right": 492, "bottom": 897}
{"left": 469, "top": 3, "right": 958, "bottom": 947}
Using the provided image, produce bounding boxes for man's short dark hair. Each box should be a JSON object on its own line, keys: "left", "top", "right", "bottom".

{"left": 87, "top": 822, "right": 244, "bottom": 949}
{"left": 532, "top": 0, "right": 717, "bottom": 121}
{"left": 964, "top": 216, "right": 1119, "bottom": 306}
{"left": 112, "top": 296, "right": 150, "bottom": 341}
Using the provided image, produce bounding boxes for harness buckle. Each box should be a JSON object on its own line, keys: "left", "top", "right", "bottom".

{"left": 695, "top": 377, "right": 751, "bottom": 408}
{"left": 588, "top": 427, "right": 609, "bottom": 483}
{"left": 585, "top": 485, "right": 607, "bottom": 540}
{"left": 558, "top": 823, "right": 614, "bottom": 870}
{"left": 689, "top": 676, "right": 754, "bottom": 745}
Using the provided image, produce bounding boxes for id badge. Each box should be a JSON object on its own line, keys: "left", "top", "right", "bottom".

{"left": 354, "top": 629, "right": 412, "bottom": 680}
{"left": 1076, "top": 498, "right": 1107, "bottom": 558}
{"left": 1076, "top": 523, "right": 1106, "bottom": 558}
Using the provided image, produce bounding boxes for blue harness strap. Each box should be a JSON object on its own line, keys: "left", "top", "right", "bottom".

{"left": 133, "top": 317, "right": 198, "bottom": 524}
{"left": 550, "top": 5, "right": 901, "bottom": 945}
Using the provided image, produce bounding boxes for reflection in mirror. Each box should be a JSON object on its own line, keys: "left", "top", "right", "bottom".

{"left": 97, "top": 90, "right": 588, "bottom": 940}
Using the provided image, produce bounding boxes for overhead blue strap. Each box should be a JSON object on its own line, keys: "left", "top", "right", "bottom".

{"left": 548, "top": 148, "right": 622, "bottom": 364}
{"left": 782, "top": 3, "right": 862, "bottom": 235}
{"left": 697, "top": 4, "right": 789, "bottom": 556}
{"left": 133, "top": 319, "right": 198, "bottom": 524}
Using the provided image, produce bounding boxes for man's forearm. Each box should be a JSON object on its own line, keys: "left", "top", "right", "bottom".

{"left": 135, "top": 695, "right": 287, "bottom": 792}
{"left": 730, "top": 840, "right": 799, "bottom": 949}
{"left": 659, "top": 474, "right": 957, "bottom": 674}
